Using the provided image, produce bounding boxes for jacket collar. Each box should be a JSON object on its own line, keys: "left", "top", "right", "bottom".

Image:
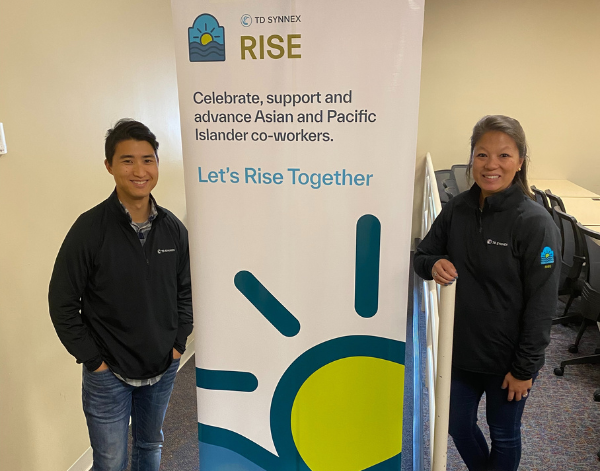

{"left": 466, "top": 182, "right": 525, "bottom": 212}
{"left": 107, "top": 189, "right": 164, "bottom": 222}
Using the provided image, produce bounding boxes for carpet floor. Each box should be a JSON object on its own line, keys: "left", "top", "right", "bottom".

{"left": 441, "top": 300, "right": 600, "bottom": 471}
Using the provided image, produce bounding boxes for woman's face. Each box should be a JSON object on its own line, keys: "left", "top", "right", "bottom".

{"left": 471, "top": 131, "right": 523, "bottom": 200}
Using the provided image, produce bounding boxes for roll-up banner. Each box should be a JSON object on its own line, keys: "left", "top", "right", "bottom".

{"left": 170, "top": 1, "right": 424, "bottom": 469}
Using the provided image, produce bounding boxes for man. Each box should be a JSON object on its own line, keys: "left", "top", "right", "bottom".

{"left": 49, "top": 119, "right": 193, "bottom": 471}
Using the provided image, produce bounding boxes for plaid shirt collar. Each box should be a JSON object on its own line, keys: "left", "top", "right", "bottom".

{"left": 118, "top": 197, "right": 158, "bottom": 227}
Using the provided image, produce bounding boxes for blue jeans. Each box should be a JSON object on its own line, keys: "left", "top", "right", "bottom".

{"left": 448, "top": 367, "right": 536, "bottom": 471}
{"left": 82, "top": 358, "right": 179, "bottom": 471}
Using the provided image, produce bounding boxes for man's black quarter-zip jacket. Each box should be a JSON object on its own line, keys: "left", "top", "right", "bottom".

{"left": 414, "top": 183, "right": 561, "bottom": 380}
{"left": 49, "top": 191, "right": 193, "bottom": 379}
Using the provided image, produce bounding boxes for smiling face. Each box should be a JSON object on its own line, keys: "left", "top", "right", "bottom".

{"left": 471, "top": 131, "right": 523, "bottom": 201}
{"left": 105, "top": 139, "right": 158, "bottom": 207}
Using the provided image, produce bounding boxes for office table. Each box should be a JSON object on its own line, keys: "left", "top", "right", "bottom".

{"left": 530, "top": 179, "right": 599, "bottom": 198}
{"left": 561, "top": 197, "right": 600, "bottom": 226}
{"left": 583, "top": 225, "right": 600, "bottom": 247}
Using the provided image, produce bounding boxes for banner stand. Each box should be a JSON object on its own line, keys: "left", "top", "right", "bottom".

{"left": 170, "top": 2, "right": 425, "bottom": 468}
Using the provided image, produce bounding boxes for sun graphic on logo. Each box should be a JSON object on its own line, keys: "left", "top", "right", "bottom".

{"left": 200, "top": 32, "right": 214, "bottom": 45}
{"left": 190, "top": 15, "right": 223, "bottom": 44}
{"left": 197, "top": 215, "right": 405, "bottom": 470}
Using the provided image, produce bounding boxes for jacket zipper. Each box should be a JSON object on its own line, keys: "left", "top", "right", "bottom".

{"left": 144, "top": 226, "right": 156, "bottom": 280}
{"left": 137, "top": 231, "right": 150, "bottom": 266}
{"left": 128, "top": 225, "right": 151, "bottom": 276}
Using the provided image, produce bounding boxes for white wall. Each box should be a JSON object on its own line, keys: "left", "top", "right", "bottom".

{"left": 414, "top": 0, "right": 600, "bottom": 240}
{"left": 0, "top": 1, "right": 187, "bottom": 469}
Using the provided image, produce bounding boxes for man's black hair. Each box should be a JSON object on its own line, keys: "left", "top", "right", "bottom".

{"left": 105, "top": 118, "right": 159, "bottom": 165}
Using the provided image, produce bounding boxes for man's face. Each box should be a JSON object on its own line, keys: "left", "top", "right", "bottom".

{"left": 105, "top": 139, "right": 158, "bottom": 205}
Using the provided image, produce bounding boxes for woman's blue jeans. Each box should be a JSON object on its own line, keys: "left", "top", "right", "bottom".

{"left": 82, "top": 358, "right": 179, "bottom": 471}
{"left": 448, "top": 367, "right": 536, "bottom": 471}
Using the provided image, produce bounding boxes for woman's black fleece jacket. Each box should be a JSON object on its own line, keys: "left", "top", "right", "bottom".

{"left": 414, "top": 183, "right": 561, "bottom": 380}
{"left": 48, "top": 191, "right": 193, "bottom": 379}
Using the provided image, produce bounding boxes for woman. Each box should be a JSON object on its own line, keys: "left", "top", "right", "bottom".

{"left": 414, "top": 115, "right": 561, "bottom": 471}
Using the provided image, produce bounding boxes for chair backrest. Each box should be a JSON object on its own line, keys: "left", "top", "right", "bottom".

{"left": 451, "top": 164, "right": 470, "bottom": 193}
{"left": 554, "top": 208, "right": 585, "bottom": 284}
{"left": 579, "top": 224, "right": 600, "bottom": 285}
{"left": 576, "top": 224, "right": 600, "bottom": 320}
{"left": 434, "top": 170, "right": 453, "bottom": 204}
{"left": 546, "top": 190, "right": 566, "bottom": 227}
{"left": 444, "top": 186, "right": 458, "bottom": 199}
{"left": 434, "top": 169, "right": 452, "bottom": 181}
{"left": 443, "top": 179, "right": 460, "bottom": 199}
{"left": 531, "top": 186, "right": 550, "bottom": 212}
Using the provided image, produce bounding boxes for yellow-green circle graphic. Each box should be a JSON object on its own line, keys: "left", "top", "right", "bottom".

{"left": 199, "top": 336, "right": 405, "bottom": 470}
{"left": 269, "top": 336, "right": 405, "bottom": 470}
{"left": 291, "top": 357, "right": 404, "bottom": 471}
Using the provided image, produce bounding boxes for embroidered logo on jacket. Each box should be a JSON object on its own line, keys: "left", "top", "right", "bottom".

{"left": 487, "top": 239, "right": 508, "bottom": 246}
{"left": 541, "top": 247, "right": 554, "bottom": 265}
{"left": 157, "top": 248, "right": 176, "bottom": 254}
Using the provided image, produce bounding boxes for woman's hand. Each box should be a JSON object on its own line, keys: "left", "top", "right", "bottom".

{"left": 173, "top": 348, "right": 182, "bottom": 360}
{"left": 501, "top": 372, "right": 532, "bottom": 401}
{"left": 431, "top": 259, "right": 458, "bottom": 286}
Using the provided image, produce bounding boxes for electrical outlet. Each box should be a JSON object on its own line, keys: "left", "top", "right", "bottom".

{"left": 0, "top": 123, "right": 6, "bottom": 154}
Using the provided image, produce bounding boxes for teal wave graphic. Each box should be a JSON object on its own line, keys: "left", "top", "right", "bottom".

{"left": 189, "top": 42, "right": 225, "bottom": 62}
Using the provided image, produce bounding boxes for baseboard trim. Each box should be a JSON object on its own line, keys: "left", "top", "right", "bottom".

{"left": 67, "top": 337, "right": 196, "bottom": 471}
{"left": 67, "top": 447, "right": 93, "bottom": 471}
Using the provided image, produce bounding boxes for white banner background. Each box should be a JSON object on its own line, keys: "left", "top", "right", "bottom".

{"left": 171, "top": 1, "right": 424, "bottom": 469}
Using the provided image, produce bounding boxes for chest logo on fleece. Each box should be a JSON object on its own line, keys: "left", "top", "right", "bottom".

{"left": 487, "top": 239, "right": 508, "bottom": 247}
{"left": 541, "top": 246, "right": 554, "bottom": 265}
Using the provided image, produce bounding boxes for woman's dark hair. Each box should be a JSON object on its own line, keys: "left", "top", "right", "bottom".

{"left": 105, "top": 118, "right": 159, "bottom": 165}
{"left": 467, "top": 115, "right": 533, "bottom": 199}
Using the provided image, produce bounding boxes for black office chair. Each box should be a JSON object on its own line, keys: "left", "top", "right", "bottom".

{"left": 434, "top": 170, "right": 453, "bottom": 205}
{"left": 531, "top": 186, "right": 551, "bottom": 213}
{"left": 443, "top": 180, "right": 459, "bottom": 200}
{"left": 434, "top": 169, "right": 452, "bottom": 183}
{"left": 451, "top": 164, "right": 470, "bottom": 193}
{"left": 550, "top": 210, "right": 586, "bottom": 343}
{"left": 545, "top": 190, "right": 566, "bottom": 227}
{"left": 554, "top": 224, "right": 600, "bottom": 376}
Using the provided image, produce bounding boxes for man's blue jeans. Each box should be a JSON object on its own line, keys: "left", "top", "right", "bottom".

{"left": 82, "top": 358, "right": 180, "bottom": 471}
{"left": 448, "top": 367, "right": 536, "bottom": 471}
